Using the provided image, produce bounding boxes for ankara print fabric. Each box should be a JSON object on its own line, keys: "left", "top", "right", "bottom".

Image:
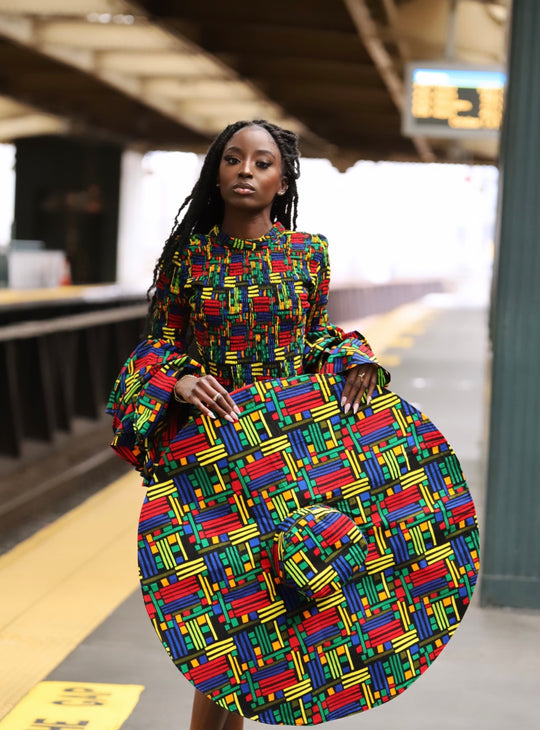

{"left": 138, "top": 373, "right": 480, "bottom": 725}
{"left": 107, "top": 223, "right": 389, "bottom": 483}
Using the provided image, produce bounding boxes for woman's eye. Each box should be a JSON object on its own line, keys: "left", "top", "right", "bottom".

{"left": 224, "top": 156, "right": 239, "bottom": 165}
{"left": 257, "top": 161, "right": 272, "bottom": 169}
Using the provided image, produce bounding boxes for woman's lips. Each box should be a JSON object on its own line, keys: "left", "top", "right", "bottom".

{"left": 232, "top": 184, "right": 255, "bottom": 194}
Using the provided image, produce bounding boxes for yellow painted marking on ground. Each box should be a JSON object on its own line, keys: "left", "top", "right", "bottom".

{"left": 0, "top": 681, "right": 144, "bottom": 730}
{"left": 378, "top": 353, "right": 402, "bottom": 368}
{"left": 0, "top": 472, "right": 143, "bottom": 720}
{"left": 0, "top": 284, "right": 122, "bottom": 305}
{"left": 338, "top": 299, "right": 437, "bottom": 357}
{"left": 339, "top": 300, "right": 439, "bottom": 372}
{"left": 390, "top": 335, "right": 415, "bottom": 349}
{"left": 407, "top": 323, "right": 427, "bottom": 335}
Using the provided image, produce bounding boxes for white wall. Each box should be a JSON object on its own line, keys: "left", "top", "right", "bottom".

{"left": 116, "top": 149, "right": 201, "bottom": 290}
{"left": 297, "top": 158, "right": 497, "bottom": 287}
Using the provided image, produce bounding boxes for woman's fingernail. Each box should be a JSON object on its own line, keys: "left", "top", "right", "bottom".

{"left": 353, "top": 403, "right": 359, "bottom": 414}
{"left": 207, "top": 411, "right": 215, "bottom": 419}
{"left": 344, "top": 402, "right": 351, "bottom": 414}
{"left": 367, "top": 395, "right": 372, "bottom": 405}
{"left": 341, "top": 396, "right": 346, "bottom": 407}
{"left": 225, "top": 414, "right": 234, "bottom": 423}
{"left": 234, "top": 405, "right": 241, "bottom": 415}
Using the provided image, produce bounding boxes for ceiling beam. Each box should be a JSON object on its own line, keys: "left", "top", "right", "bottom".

{"left": 0, "top": 0, "right": 114, "bottom": 13}
{"left": 0, "top": 112, "right": 69, "bottom": 139}
{"left": 0, "top": 1, "right": 323, "bottom": 147}
{"left": 94, "top": 50, "right": 227, "bottom": 77}
{"left": 381, "top": 0, "right": 412, "bottom": 60}
{"left": 342, "top": 0, "right": 435, "bottom": 163}
{"left": 0, "top": 93, "right": 70, "bottom": 141}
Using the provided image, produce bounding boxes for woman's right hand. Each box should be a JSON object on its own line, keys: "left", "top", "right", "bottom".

{"left": 174, "top": 374, "right": 240, "bottom": 423}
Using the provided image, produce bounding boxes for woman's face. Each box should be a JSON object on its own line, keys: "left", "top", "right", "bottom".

{"left": 218, "top": 125, "right": 288, "bottom": 215}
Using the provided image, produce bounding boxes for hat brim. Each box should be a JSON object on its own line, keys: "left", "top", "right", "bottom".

{"left": 138, "top": 373, "right": 479, "bottom": 725}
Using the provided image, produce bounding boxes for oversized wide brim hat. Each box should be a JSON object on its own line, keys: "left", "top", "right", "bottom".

{"left": 138, "top": 373, "right": 479, "bottom": 725}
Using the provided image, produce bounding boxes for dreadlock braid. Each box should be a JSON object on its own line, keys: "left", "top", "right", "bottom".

{"left": 147, "top": 120, "right": 301, "bottom": 316}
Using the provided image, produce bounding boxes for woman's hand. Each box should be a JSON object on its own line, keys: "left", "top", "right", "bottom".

{"left": 341, "top": 364, "right": 378, "bottom": 414}
{"left": 174, "top": 374, "right": 240, "bottom": 422}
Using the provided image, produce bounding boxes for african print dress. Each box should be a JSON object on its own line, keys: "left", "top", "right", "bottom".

{"left": 107, "top": 222, "right": 388, "bottom": 484}
{"left": 108, "top": 223, "right": 479, "bottom": 723}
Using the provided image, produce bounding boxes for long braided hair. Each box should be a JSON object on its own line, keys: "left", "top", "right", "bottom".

{"left": 148, "top": 120, "right": 301, "bottom": 318}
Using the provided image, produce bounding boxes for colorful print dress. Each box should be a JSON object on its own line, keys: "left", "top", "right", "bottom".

{"left": 109, "top": 222, "right": 480, "bottom": 724}
{"left": 107, "top": 222, "right": 389, "bottom": 482}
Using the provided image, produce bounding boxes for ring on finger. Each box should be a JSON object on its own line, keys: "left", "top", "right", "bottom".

{"left": 356, "top": 371, "right": 365, "bottom": 379}
{"left": 213, "top": 392, "right": 223, "bottom": 402}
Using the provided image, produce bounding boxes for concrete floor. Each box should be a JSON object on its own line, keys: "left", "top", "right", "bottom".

{"left": 47, "top": 294, "right": 540, "bottom": 729}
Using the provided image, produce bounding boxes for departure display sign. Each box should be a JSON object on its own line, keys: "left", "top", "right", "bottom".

{"left": 402, "top": 63, "right": 506, "bottom": 138}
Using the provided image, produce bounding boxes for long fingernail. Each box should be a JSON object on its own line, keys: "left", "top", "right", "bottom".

{"left": 225, "top": 414, "right": 234, "bottom": 423}
{"left": 367, "top": 395, "right": 372, "bottom": 405}
{"left": 234, "top": 406, "right": 241, "bottom": 415}
{"left": 341, "top": 396, "right": 346, "bottom": 407}
{"left": 344, "top": 402, "right": 351, "bottom": 414}
{"left": 207, "top": 411, "right": 215, "bottom": 419}
{"left": 353, "top": 403, "right": 359, "bottom": 414}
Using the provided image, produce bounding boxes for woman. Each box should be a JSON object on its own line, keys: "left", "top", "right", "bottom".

{"left": 108, "top": 119, "right": 389, "bottom": 729}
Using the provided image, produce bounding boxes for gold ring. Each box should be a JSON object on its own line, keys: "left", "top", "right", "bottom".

{"left": 213, "top": 392, "right": 223, "bottom": 402}
{"left": 357, "top": 372, "right": 365, "bottom": 379}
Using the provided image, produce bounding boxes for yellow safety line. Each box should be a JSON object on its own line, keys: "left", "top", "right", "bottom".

{"left": 0, "top": 284, "right": 125, "bottom": 305}
{"left": 0, "top": 471, "right": 143, "bottom": 720}
{"left": 339, "top": 299, "right": 437, "bottom": 360}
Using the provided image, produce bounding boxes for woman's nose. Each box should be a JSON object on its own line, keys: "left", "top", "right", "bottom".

{"left": 238, "top": 160, "right": 253, "bottom": 177}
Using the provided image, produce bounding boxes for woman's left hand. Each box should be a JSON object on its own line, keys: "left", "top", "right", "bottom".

{"left": 341, "top": 364, "right": 378, "bottom": 414}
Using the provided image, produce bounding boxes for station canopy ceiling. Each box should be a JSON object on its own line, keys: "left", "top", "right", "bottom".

{"left": 0, "top": 0, "right": 509, "bottom": 168}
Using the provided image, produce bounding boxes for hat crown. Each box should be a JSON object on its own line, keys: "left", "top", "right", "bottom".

{"left": 272, "top": 504, "right": 368, "bottom": 600}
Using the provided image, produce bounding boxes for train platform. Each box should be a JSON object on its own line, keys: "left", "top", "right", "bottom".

{"left": 1, "top": 287, "right": 539, "bottom": 730}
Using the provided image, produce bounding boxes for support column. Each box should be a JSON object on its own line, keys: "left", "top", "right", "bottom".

{"left": 14, "top": 136, "right": 121, "bottom": 285}
{"left": 481, "top": 0, "right": 540, "bottom": 609}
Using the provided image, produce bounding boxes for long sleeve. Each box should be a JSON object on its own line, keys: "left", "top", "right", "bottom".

{"left": 106, "top": 265, "right": 204, "bottom": 481}
{"left": 302, "top": 235, "right": 390, "bottom": 387}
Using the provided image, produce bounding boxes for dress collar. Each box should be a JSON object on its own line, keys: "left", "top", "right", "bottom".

{"left": 211, "top": 221, "right": 285, "bottom": 250}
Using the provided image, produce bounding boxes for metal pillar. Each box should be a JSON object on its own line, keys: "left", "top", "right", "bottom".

{"left": 481, "top": 0, "right": 540, "bottom": 609}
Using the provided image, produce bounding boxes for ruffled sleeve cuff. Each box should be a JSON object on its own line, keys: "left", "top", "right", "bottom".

{"left": 313, "top": 331, "right": 391, "bottom": 387}
{"left": 106, "top": 337, "right": 204, "bottom": 475}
